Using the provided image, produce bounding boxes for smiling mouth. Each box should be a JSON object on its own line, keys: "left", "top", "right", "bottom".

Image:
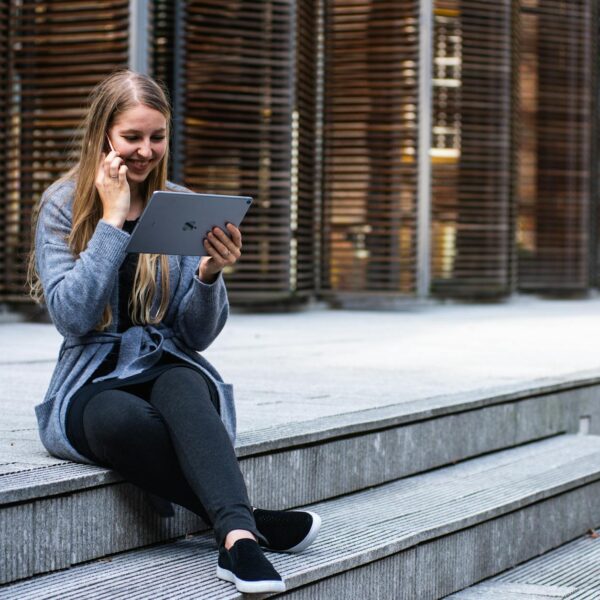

{"left": 127, "top": 160, "right": 151, "bottom": 170}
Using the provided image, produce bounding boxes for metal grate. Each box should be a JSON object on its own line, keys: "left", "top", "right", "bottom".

{"left": 517, "top": 0, "right": 594, "bottom": 292}
{"left": 320, "top": 1, "right": 420, "bottom": 298}
{"left": 431, "top": 0, "right": 516, "bottom": 298}
{"left": 0, "top": 0, "right": 129, "bottom": 302}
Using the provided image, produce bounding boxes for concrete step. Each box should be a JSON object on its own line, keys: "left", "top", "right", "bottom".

{"left": 1, "top": 376, "right": 590, "bottom": 584}
{"left": 447, "top": 526, "right": 600, "bottom": 599}
{"left": 2, "top": 434, "right": 600, "bottom": 599}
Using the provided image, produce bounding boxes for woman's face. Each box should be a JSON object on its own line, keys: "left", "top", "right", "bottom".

{"left": 107, "top": 104, "right": 167, "bottom": 185}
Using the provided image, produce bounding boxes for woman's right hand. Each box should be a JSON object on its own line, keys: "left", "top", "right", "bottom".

{"left": 95, "top": 150, "right": 130, "bottom": 228}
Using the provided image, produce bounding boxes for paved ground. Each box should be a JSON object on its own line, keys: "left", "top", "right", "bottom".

{"left": 2, "top": 295, "right": 600, "bottom": 441}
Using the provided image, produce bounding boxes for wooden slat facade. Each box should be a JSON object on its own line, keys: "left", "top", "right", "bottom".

{"left": 180, "top": 1, "right": 318, "bottom": 302}
{"left": 517, "top": 0, "right": 594, "bottom": 291}
{"left": 320, "top": 1, "right": 420, "bottom": 297}
{"left": 1, "top": 1, "right": 599, "bottom": 308}
{"left": 1, "top": 0, "right": 129, "bottom": 302}
{"left": 431, "top": 0, "right": 516, "bottom": 298}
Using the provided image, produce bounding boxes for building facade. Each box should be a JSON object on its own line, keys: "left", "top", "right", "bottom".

{"left": 0, "top": 0, "right": 597, "bottom": 308}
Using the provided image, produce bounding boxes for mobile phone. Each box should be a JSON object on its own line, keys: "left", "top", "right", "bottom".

{"left": 105, "top": 134, "right": 117, "bottom": 153}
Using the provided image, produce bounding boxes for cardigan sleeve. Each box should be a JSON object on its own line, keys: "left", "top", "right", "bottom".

{"left": 172, "top": 255, "right": 229, "bottom": 352}
{"left": 35, "top": 186, "right": 131, "bottom": 337}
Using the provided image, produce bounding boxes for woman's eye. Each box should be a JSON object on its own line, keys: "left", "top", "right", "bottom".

{"left": 123, "top": 136, "right": 165, "bottom": 142}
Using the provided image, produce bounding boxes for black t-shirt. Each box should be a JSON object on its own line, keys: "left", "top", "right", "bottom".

{"left": 88, "top": 218, "right": 187, "bottom": 382}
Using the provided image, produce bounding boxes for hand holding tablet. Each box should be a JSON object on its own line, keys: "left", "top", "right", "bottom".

{"left": 125, "top": 191, "right": 253, "bottom": 256}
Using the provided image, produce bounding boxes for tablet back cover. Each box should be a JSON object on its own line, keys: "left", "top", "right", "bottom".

{"left": 126, "top": 191, "right": 252, "bottom": 256}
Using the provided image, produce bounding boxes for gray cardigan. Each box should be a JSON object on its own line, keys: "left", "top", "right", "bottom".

{"left": 34, "top": 178, "right": 236, "bottom": 465}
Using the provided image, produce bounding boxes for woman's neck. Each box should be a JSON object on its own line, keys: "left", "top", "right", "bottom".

{"left": 128, "top": 181, "right": 145, "bottom": 219}
{"left": 129, "top": 180, "right": 143, "bottom": 203}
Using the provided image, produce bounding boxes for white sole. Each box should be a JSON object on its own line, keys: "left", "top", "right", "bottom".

{"left": 216, "top": 565, "right": 287, "bottom": 594}
{"left": 286, "top": 511, "right": 322, "bottom": 553}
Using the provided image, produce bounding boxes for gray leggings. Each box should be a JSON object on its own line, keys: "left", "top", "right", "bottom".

{"left": 66, "top": 365, "right": 259, "bottom": 546}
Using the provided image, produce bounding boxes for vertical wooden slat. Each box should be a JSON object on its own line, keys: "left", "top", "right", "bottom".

{"left": 321, "top": 1, "right": 420, "bottom": 298}
{"left": 431, "top": 0, "right": 516, "bottom": 298}
{"left": 1, "top": 0, "right": 129, "bottom": 302}
{"left": 150, "top": 0, "right": 174, "bottom": 91}
{"left": 150, "top": 0, "right": 176, "bottom": 181}
{"left": 295, "top": 0, "right": 319, "bottom": 295}
{"left": 517, "top": 0, "right": 593, "bottom": 291}
{"left": 181, "top": 1, "right": 317, "bottom": 303}
{"left": 0, "top": 0, "right": 9, "bottom": 298}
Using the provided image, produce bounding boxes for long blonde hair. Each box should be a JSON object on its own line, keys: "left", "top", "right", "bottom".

{"left": 27, "top": 70, "right": 172, "bottom": 331}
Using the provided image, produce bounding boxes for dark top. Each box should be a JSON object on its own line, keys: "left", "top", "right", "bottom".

{"left": 87, "top": 217, "right": 188, "bottom": 383}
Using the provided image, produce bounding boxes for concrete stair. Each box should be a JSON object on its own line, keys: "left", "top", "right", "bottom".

{"left": 1, "top": 375, "right": 600, "bottom": 598}
{"left": 447, "top": 524, "right": 600, "bottom": 599}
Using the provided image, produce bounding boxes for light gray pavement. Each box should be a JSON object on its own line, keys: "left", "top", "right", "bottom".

{"left": 2, "top": 295, "right": 600, "bottom": 456}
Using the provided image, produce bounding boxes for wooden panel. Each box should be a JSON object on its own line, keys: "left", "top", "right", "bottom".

{"left": 151, "top": 0, "right": 175, "bottom": 95}
{"left": 150, "top": 0, "right": 176, "bottom": 182}
{"left": 517, "top": 0, "right": 593, "bottom": 291}
{"left": 1, "top": 0, "right": 129, "bottom": 302}
{"left": 321, "top": 1, "right": 420, "bottom": 296}
{"left": 181, "top": 1, "right": 318, "bottom": 302}
{"left": 431, "top": 0, "right": 516, "bottom": 298}
{"left": 0, "top": 0, "right": 8, "bottom": 299}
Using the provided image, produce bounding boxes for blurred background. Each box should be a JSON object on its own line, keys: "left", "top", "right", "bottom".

{"left": 0, "top": 0, "right": 596, "bottom": 313}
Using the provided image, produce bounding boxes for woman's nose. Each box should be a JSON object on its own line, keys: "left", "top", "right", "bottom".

{"left": 137, "top": 141, "right": 152, "bottom": 158}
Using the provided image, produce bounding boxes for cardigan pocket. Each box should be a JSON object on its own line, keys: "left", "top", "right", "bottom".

{"left": 213, "top": 382, "right": 236, "bottom": 443}
{"left": 34, "top": 394, "right": 57, "bottom": 432}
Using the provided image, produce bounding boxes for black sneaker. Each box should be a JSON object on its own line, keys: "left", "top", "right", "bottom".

{"left": 216, "top": 538, "right": 286, "bottom": 594}
{"left": 254, "top": 508, "right": 322, "bottom": 553}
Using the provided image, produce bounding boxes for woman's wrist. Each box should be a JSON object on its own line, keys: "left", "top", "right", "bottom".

{"left": 199, "top": 267, "right": 220, "bottom": 284}
{"left": 102, "top": 213, "right": 125, "bottom": 229}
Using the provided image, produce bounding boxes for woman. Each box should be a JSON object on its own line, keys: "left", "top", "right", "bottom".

{"left": 27, "top": 69, "right": 320, "bottom": 595}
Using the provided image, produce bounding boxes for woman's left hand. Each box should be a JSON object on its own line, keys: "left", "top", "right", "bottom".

{"left": 199, "top": 223, "right": 242, "bottom": 283}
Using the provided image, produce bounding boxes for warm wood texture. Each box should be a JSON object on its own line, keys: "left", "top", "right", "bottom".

{"left": 321, "top": 1, "right": 420, "bottom": 296}
{"left": 431, "top": 0, "right": 516, "bottom": 298}
{"left": 151, "top": 0, "right": 175, "bottom": 97}
{"left": 1, "top": 1, "right": 598, "bottom": 307}
{"left": 1, "top": 0, "right": 129, "bottom": 302}
{"left": 180, "top": 1, "right": 318, "bottom": 302}
{"left": 517, "top": 0, "right": 593, "bottom": 291}
{"left": 0, "top": 0, "right": 8, "bottom": 299}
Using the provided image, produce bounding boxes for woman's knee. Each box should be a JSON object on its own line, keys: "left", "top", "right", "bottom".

{"left": 151, "top": 366, "right": 218, "bottom": 412}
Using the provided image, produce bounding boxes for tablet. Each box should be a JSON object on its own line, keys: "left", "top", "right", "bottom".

{"left": 125, "top": 191, "right": 253, "bottom": 256}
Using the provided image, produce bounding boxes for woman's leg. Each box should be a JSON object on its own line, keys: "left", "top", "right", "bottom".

{"left": 147, "top": 367, "right": 259, "bottom": 547}
{"left": 81, "top": 388, "right": 213, "bottom": 523}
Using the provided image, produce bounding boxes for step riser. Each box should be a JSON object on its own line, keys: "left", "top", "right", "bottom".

{"left": 0, "top": 391, "right": 579, "bottom": 584}
{"left": 283, "top": 480, "right": 600, "bottom": 599}
{"left": 244, "top": 391, "right": 578, "bottom": 507}
{"left": 1, "top": 487, "right": 205, "bottom": 585}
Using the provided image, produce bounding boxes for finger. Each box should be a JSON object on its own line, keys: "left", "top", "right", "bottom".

{"left": 203, "top": 238, "right": 227, "bottom": 265}
{"left": 118, "top": 163, "right": 128, "bottom": 184}
{"left": 225, "top": 223, "right": 242, "bottom": 248}
{"left": 208, "top": 230, "right": 238, "bottom": 260}
{"left": 211, "top": 227, "right": 239, "bottom": 254}
{"left": 109, "top": 156, "right": 123, "bottom": 179}
{"left": 103, "top": 151, "right": 117, "bottom": 179}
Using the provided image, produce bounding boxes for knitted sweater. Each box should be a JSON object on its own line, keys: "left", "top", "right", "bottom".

{"left": 34, "top": 178, "right": 236, "bottom": 465}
